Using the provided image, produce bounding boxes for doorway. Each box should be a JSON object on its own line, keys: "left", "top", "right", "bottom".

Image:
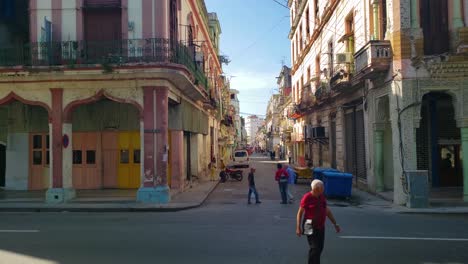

{"left": 417, "top": 92, "right": 462, "bottom": 187}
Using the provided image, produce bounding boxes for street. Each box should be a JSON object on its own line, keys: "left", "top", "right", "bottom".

{"left": 0, "top": 154, "right": 467, "bottom": 264}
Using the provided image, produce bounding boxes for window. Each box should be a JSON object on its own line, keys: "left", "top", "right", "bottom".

{"left": 33, "top": 151, "right": 42, "bottom": 165}
{"left": 315, "top": 55, "right": 321, "bottom": 85}
{"left": 120, "top": 150, "right": 129, "bottom": 164}
{"left": 86, "top": 150, "right": 96, "bottom": 165}
{"left": 134, "top": 149, "right": 141, "bottom": 164}
{"left": 345, "top": 12, "right": 355, "bottom": 54}
{"left": 299, "top": 25, "right": 303, "bottom": 51}
{"left": 33, "top": 135, "right": 42, "bottom": 149}
{"left": 231, "top": 94, "right": 235, "bottom": 100}
{"left": 328, "top": 41, "right": 334, "bottom": 77}
{"left": 73, "top": 150, "right": 82, "bottom": 164}
{"left": 314, "top": 0, "right": 319, "bottom": 24}
{"left": 234, "top": 151, "right": 247, "bottom": 157}
{"left": 46, "top": 135, "right": 50, "bottom": 165}
{"left": 307, "top": 66, "right": 311, "bottom": 82}
{"left": 170, "top": 0, "right": 179, "bottom": 47}
{"left": 305, "top": 8, "right": 310, "bottom": 36}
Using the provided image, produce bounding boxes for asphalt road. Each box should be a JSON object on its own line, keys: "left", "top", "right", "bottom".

{"left": 0, "top": 154, "right": 467, "bottom": 264}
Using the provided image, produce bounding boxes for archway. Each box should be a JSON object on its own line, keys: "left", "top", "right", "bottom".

{"left": 68, "top": 98, "right": 142, "bottom": 189}
{"left": 0, "top": 97, "right": 50, "bottom": 190}
{"left": 417, "top": 92, "right": 462, "bottom": 187}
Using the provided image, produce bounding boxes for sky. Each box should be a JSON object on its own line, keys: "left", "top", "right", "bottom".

{"left": 205, "top": 0, "right": 291, "bottom": 118}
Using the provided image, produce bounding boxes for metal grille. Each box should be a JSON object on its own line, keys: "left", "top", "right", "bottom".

{"left": 344, "top": 110, "right": 367, "bottom": 180}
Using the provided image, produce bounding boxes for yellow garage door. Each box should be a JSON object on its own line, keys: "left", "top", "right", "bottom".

{"left": 118, "top": 132, "right": 141, "bottom": 189}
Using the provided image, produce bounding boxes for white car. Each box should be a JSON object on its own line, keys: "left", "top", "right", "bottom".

{"left": 232, "top": 150, "right": 250, "bottom": 168}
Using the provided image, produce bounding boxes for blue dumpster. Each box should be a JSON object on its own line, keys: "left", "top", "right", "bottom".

{"left": 322, "top": 172, "right": 353, "bottom": 197}
{"left": 313, "top": 168, "right": 340, "bottom": 181}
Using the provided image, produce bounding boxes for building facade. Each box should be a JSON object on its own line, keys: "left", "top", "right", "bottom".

{"left": 245, "top": 115, "right": 265, "bottom": 146}
{"left": 288, "top": 0, "right": 468, "bottom": 204}
{"left": 0, "top": 0, "right": 225, "bottom": 204}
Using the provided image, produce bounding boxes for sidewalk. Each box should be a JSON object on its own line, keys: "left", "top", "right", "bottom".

{"left": 350, "top": 187, "right": 468, "bottom": 214}
{"left": 0, "top": 181, "right": 219, "bottom": 212}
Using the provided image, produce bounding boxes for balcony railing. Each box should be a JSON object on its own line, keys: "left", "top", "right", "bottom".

{"left": 354, "top": 40, "right": 392, "bottom": 80}
{"left": 0, "top": 38, "right": 208, "bottom": 91}
{"left": 329, "top": 64, "right": 353, "bottom": 90}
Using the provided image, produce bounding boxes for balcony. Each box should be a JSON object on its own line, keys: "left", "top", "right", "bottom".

{"left": 329, "top": 64, "right": 353, "bottom": 91}
{"left": 0, "top": 38, "right": 209, "bottom": 91}
{"left": 354, "top": 40, "right": 392, "bottom": 80}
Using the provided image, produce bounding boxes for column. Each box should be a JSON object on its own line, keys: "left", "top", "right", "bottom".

{"left": 465, "top": 0, "right": 468, "bottom": 27}
{"left": 410, "top": 0, "right": 419, "bottom": 29}
{"left": 374, "top": 130, "right": 385, "bottom": 192}
{"left": 462, "top": 128, "right": 468, "bottom": 201}
{"left": 453, "top": 0, "right": 465, "bottom": 29}
{"left": 372, "top": 0, "right": 380, "bottom": 40}
{"left": 169, "top": 130, "right": 184, "bottom": 192}
{"left": 137, "top": 86, "right": 170, "bottom": 203}
{"left": 46, "top": 88, "right": 75, "bottom": 203}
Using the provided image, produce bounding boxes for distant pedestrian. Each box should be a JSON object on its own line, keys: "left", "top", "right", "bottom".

{"left": 209, "top": 158, "right": 217, "bottom": 181}
{"left": 274, "top": 163, "right": 289, "bottom": 204}
{"left": 285, "top": 164, "right": 297, "bottom": 203}
{"left": 288, "top": 150, "right": 292, "bottom": 164}
{"left": 247, "top": 167, "right": 261, "bottom": 204}
{"left": 296, "top": 179, "right": 341, "bottom": 264}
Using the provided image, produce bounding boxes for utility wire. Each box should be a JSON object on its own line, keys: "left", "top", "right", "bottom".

{"left": 272, "top": 0, "right": 290, "bottom": 9}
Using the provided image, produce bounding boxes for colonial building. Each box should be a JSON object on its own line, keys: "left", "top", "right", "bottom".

{"left": 0, "top": 0, "right": 224, "bottom": 204}
{"left": 245, "top": 115, "right": 264, "bottom": 146}
{"left": 288, "top": 0, "right": 468, "bottom": 205}
{"left": 265, "top": 94, "right": 283, "bottom": 158}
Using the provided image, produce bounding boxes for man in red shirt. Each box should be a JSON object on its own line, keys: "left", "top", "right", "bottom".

{"left": 274, "top": 163, "right": 289, "bottom": 204}
{"left": 296, "top": 179, "right": 341, "bottom": 264}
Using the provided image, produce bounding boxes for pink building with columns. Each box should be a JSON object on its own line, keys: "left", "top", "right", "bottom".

{"left": 0, "top": 0, "right": 223, "bottom": 203}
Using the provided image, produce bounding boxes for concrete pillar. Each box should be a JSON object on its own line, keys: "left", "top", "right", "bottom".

{"left": 372, "top": 0, "right": 380, "bottom": 40}
{"left": 169, "top": 130, "right": 184, "bottom": 192}
{"left": 137, "top": 86, "right": 170, "bottom": 203}
{"left": 374, "top": 130, "right": 385, "bottom": 192}
{"left": 46, "top": 88, "right": 75, "bottom": 203}
{"left": 453, "top": 0, "right": 465, "bottom": 29}
{"left": 410, "top": 0, "right": 419, "bottom": 29}
{"left": 461, "top": 128, "right": 468, "bottom": 201}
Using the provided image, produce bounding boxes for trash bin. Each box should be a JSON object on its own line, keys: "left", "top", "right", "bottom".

{"left": 322, "top": 172, "right": 353, "bottom": 197}
{"left": 313, "top": 168, "right": 340, "bottom": 181}
{"left": 406, "top": 170, "right": 429, "bottom": 208}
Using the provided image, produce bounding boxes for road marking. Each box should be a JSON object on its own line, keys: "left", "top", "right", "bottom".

{"left": 340, "top": 236, "right": 468, "bottom": 242}
{"left": 0, "top": 230, "right": 40, "bottom": 233}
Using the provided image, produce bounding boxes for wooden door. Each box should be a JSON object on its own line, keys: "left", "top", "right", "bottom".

{"left": 117, "top": 132, "right": 140, "bottom": 189}
{"left": 29, "top": 134, "right": 49, "bottom": 190}
{"left": 72, "top": 132, "right": 102, "bottom": 189}
{"left": 420, "top": 0, "right": 449, "bottom": 55}
{"left": 102, "top": 131, "right": 118, "bottom": 188}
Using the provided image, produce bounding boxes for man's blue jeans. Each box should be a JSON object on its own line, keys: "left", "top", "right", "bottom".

{"left": 248, "top": 185, "right": 260, "bottom": 203}
{"left": 278, "top": 182, "right": 288, "bottom": 203}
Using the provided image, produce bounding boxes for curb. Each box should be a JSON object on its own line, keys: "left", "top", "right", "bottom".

{"left": 0, "top": 181, "right": 220, "bottom": 213}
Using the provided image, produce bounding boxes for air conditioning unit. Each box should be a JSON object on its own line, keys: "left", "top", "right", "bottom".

{"left": 312, "top": 126, "right": 325, "bottom": 138}
{"left": 336, "top": 53, "right": 353, "bottom": 64}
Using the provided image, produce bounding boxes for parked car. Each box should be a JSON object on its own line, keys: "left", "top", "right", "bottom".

{"left": 232, "top": 149, "right": 250, "bottom": 168}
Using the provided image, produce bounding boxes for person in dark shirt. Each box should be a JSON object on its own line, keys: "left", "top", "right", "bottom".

{"left": 248, "top": 167, "right": 261, "bottom": 204}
